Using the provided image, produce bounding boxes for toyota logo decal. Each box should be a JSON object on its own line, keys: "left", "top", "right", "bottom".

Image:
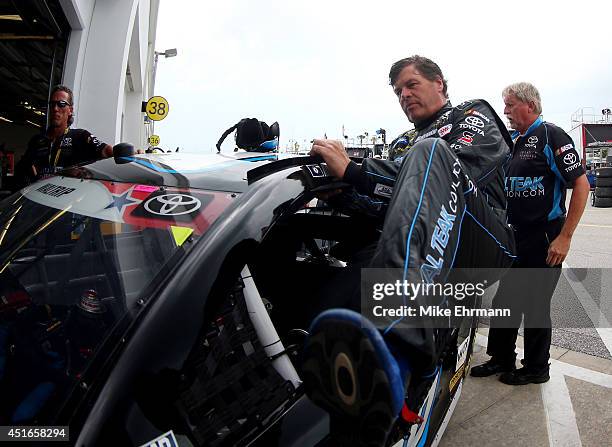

{"left": 465, "top": 116, "right": 484, "bottom": 128}
{"left": 563, "top": 153, "right": 577, "bottom": 165}
{"left": 528, "top": 136, "right": 538, "bottom": 144}
{"left": 144, "top": 194, "right": 202, "bottom": 216}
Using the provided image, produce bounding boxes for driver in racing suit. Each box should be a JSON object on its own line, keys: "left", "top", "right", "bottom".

{"left": 302, "top": 55, "right": 516, "bottom": 446}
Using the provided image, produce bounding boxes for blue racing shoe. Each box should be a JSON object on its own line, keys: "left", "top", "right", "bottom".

{"left": 302, "top": 309, "right": 409, "bottom": 446}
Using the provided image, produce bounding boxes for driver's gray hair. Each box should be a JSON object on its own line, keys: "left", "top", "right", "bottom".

{"left": 502, "top": 82, "right": 542, "bottom": 115}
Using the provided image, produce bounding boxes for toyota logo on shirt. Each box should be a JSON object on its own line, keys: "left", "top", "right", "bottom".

{"left": 144, "top": 193, "right": 202, "bottom": 216}
{"left": 528, "top": 136, "right": 538, "bottom": 144}
{"left": 563, "top": 153, "right": 577, "bottom": 165}
{"left": 464, "top": 116, "right": 485, "bottom": 128}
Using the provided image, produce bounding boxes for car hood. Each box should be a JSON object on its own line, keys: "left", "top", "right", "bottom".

{"left": 66, "top": 152, "right": 282, "bottom": 192}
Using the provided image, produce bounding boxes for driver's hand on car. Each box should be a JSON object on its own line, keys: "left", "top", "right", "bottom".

{"left": 310, "top": 139, "right": 350, "bottom": 179}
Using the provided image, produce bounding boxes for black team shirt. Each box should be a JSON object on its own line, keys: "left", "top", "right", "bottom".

{"left": 23, "top": 128, "right": 108, "bottom": 179}
{"left": 505, "top": 117, "right": 584, "bottom": 226}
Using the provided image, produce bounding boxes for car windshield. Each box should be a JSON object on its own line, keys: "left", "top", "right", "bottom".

{"left": 0, "top": 177, "right": 234, "bottom": 424}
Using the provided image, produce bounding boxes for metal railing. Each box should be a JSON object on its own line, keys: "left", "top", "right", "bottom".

{"left": 571, "top": 107, "right": 612, "bottom": 126}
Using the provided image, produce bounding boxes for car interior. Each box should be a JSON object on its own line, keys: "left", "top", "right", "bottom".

{"left": 171, "top": 192, "right": 383, "bottom": 446}
{"left": 0, "top": 211, "right": 186, "bottom": 425}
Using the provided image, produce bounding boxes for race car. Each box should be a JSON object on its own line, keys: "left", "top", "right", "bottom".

{"left": 0, "top": 150, "right": 477, "bottom": 446}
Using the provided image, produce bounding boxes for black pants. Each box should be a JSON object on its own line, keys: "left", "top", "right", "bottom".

{"left": 368, "top": 139, "right": 516, "bottom": 372}
{"left": 486, "top": 218, "right": 564, "bottom": 371}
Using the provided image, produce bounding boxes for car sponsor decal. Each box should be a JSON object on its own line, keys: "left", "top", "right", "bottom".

{"left": 139, "top": 430, "right": 178, "bottom": 447}
{"left": 438, "top": 124, "right": 453, "bottom": 137}
{"left": 170, "top": 226, "right": 194, "bottom": 246}
{"left": 104, "top": 187, "right": 142, "bottom": 215}
{"left": 449, "top": 364, "right": 465, "bottom": 392}
{"left": 374, "top": 183, "right": 393, "bottom": 198}
{"left": 456, "top": 331, "right": 471, "bottom": 371}
{"left": 24, "top": 177, "right": 111, "bottom": 215}
{"left": 36, "top": 183, "right": 76, "bottom": 198}
{"left": 23, "top": 177, "right": 235, "bottom": 235}
{"left": 130, "top": 190, "right": 215, "bottom": 226}
{"left": 135, "top": 184, "right": 158, "bottom": 193}
{"left": 142, "top": 193, "right": 203, "bottom": 217}
{"left": 528, "top": 136, "right": 538, "bottom": 144}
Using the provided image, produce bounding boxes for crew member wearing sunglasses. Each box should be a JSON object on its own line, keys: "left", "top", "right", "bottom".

{"left": 16, "top": 85, "right": 113, "bottom": 186}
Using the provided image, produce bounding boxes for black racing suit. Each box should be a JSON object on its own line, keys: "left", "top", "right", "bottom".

{"left": 487, "top": 118, "right": 585, "bottom": 372}
{"left": 336, "top": 99, "right": 517, "bottom": 373}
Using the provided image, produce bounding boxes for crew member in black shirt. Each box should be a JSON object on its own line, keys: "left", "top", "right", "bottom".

{"left": 16, "top": 85, "right": 113, "bottom": 186}
{"left": 471, "top": 82, "right": 589, "bottom": 385}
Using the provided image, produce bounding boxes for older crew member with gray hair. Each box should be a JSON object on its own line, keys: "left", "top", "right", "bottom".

{"left": 471, "top": 82, "right": 590, "bottom": 385}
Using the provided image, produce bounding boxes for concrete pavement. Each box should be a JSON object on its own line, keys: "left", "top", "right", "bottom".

{"left": 440, "top": 328, "right": 612, "bottom": 447}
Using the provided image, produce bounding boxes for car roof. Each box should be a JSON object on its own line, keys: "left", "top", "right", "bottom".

{"left": 73, "top": 151, "right": 283, "bottom": 192}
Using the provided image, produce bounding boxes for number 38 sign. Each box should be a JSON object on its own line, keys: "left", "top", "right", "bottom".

{"left": 145, "top": 96, "right": 169, "bottom": 121}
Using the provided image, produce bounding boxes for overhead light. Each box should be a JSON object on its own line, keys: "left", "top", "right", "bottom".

{"left": 0, "top": 15, "right": 22, "bottom": 21}
{"left": 0, "top": 116, "right": 13, "bottom": 123}
{"left": 26, "top": 120, "right": 41, "bottom": 128}
{"left": 156, "top": 48, "right": 178, "bottom": 58}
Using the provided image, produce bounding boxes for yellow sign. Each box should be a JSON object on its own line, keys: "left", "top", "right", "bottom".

{"left": 146, "top": 96, "right": 169, "bottom": 121}
{"left": 148, "top": 134, "right": 160, "bottom": 146}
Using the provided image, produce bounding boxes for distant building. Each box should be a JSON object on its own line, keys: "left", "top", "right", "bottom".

{"left": 568, "top": 108, "right": 612, "bottom": 168}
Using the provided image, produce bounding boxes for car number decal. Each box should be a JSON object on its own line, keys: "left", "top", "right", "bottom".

{"left": 139, "top": 430, "right": 178, "bottom": 447}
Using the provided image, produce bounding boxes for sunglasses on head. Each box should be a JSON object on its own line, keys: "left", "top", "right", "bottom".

{"left": 49, "top": 100, "right": 71, "bottom": 109}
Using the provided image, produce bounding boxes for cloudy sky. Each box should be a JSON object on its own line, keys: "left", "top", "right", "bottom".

{"left": 153, "top": 0, "right": 612, "bottom": 153}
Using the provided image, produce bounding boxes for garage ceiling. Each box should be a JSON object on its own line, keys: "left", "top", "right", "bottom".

{"left": 0, "top": 0, "right": 69, "bottom": 127}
